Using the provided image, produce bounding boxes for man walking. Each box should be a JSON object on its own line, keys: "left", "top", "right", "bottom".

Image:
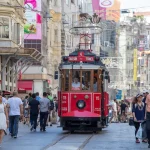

{"left": 7, "top": 92, "right": 23, "bottom": 138}
{"left": 36, "top": 92, "right": 41, "bottom": 101}
{"left": 146, "top": 93, "right": 150, "bottom": 148}
{"left": 40, "top": 92, "right": 50, "bottom": 131}
{"left": 29, "top": 94, "right": 40, "bottom": 132}
{"left": 143, "top": 91, "right": 149, "bottom": 104}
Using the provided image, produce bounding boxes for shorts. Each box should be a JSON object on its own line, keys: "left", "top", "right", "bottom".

{"left": 24, "top": 110, "right": 29, "bottom": 118}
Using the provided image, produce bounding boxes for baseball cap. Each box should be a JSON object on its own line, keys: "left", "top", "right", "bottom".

{"left": 136, "top": 93, "right": 143, "bottom": 98}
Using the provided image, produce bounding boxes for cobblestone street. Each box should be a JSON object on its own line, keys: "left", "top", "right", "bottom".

{"left": 1, "top": 123, "right": 149, "bottom": 150}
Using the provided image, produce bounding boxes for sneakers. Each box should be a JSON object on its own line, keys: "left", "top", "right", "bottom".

{"left": 30, "top": 125, "right": 34, "bottom": 131}
{"left": 13, "top": 136, "right": 17, "bottom": 139}
{"left": 33, "top": 129, "right": 36, "bottom": 132}
{"left": 142, "top": 139, "right": 147, "bottom": 143}
{"left": 136, "top": 139, "right": 140, "bottom": 143}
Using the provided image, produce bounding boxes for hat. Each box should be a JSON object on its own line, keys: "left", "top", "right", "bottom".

{"left": 136, "top": 94, "right": 143, "bottom": 98}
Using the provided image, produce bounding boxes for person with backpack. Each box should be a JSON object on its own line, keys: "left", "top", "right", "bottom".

{"left": 132, "top": 94, "right": 146, "bottom": 143}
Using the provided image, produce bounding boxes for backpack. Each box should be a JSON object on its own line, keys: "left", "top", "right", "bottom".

{"left": 50, "top": 101, "right": 54, "bottom": 110}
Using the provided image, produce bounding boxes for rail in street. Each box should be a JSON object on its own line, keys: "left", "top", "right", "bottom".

{"left": 2, "top": 123, "right": 149, "bottom": 150}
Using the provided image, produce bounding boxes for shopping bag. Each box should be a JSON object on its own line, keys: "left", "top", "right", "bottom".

{"left": 51, "top": 110, "right": 57, "bottom": 124}
{"left": 141, "top": 121, "right": 147, "bottom": 139}
{"left": 129, "top": 117, "right": 134, "bottom": 126}
{"left": 136, "top": 123, "right": 142, "bottom": 139}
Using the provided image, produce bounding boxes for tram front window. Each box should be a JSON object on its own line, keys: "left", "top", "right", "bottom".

{"left": 72, "top": 77, "right": 84, "bottom": 90}
{"left": 71, "top": 70, "right": 91, "bottom": 91}
{"left": 93, "top": 77, "right": 97, "bottom": 92}
{"left": 82, "top": 71, "right": 91, "bottom": 90}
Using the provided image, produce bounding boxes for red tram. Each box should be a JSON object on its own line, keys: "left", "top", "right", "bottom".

{"left": 55, "top": 13, "right": 110, "bottom": 132}
{"left": 55, "top": 50, "right": 110, "bottom": 132}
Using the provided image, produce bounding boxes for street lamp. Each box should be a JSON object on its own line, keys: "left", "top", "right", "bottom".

{"left": 89, "top": 13, "right": 101, "bottom": 24}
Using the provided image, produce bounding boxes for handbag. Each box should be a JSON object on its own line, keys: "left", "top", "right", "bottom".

{"left": 141, "top": 121, "right": 147, "bottom": 139}
{"left": 129, "top": 117, "right": 134, "bottom": 126}
{"left": 136, "top": 123, "right": 142, "bottom": 139}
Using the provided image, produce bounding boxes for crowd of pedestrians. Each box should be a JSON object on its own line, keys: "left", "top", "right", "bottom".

{"left": 109, "top": 99, "right": 131, "bottom": 123}
{"left": 0, "top": 91, "right": 58, "bottom": 147}
{"left": 109, "top": 90, "right": 150, "bottom": 148}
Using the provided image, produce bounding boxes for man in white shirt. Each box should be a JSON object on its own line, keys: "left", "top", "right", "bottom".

{"left": 72, "top": 78, "right": 84, "bottom": 90}
{"left": 7, "top": 92, "right": 23, "bottom": 138}
{"left": 2, "top": 97, "right": 7, "bottom": 104}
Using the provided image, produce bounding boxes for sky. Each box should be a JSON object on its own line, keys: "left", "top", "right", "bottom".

{"left": 121, "top": 0, "right": 150, "bottom": 10}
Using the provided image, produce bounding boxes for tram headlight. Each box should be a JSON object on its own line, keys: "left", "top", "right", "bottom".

{"left": 76, "top": 100, "right": 85, "bottom": 109}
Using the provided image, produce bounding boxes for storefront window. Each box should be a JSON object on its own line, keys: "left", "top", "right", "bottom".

{"left": 0, "top": 17, "right": 9, "bottom": 38}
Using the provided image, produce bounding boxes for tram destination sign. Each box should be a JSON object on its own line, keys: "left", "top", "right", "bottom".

{"left": 68, "top": 56, "right": 94, "bottom": 62}
{"left": 68, "top": 52, "right": 95, "bottom": 62}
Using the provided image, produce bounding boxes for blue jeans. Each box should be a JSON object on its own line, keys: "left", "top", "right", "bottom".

{"left": 9, "top": 115, "right": 20, "bottom": 136}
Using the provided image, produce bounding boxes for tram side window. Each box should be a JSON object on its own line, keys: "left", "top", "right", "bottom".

{"left": 93, "top": 70, "right": 98, "bottom": 92}
{"left": 72, "top": 70, "right": 81, "bottom": 91}
{"left": 65, "top": 70, "right": 69, "bottom": 91}
{"left": 82, "top": 71, "right": 91, "bottom": 90}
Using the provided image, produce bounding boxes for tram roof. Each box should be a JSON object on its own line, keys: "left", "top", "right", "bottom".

{"left": 61, "top": 50, "right": 106, "bottom": 69}
{"left": 60, "top": 63, "right": 106, "bottom": 70}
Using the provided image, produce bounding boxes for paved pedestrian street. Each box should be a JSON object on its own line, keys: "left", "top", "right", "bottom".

{"left": 1, "top": 123, "right": 149, "bottom": 150}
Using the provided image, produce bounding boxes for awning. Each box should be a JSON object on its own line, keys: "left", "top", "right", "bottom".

{"left": 18, "top": 80, "right": 33, "bottom": 91}
{"left": 2, "top": 91, "right": 11, "bottom": 95}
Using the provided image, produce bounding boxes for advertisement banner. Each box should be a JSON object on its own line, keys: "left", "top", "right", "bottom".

{"left": 116, "top": 89, "right": 122, "bottom": 100}
{"left": 92, "top": 0, "right": 120, "bottom": 22}
{"left": 99, "top": 0, "right": 114, "bottom": 8}
{"left": 24, "top": 0, "right": 41, "bottom": 39}
{"left": 133, "top": 49, "right": 138, "bottom": 81}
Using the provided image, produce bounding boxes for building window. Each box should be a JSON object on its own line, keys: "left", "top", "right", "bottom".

{"left": 0, "top": 17, "right": 9, "bottom": 38}
{"left": 54, "top": 0, "right": 57, "bottom": 6}
{"left": 71, "top": 0, "right": 75, "bottom": 4}
{"left": 54, "top": 29, "right": 58, "bottom": 42}
{"left": 66, "top": 0, "right": 69, "bottom": 5}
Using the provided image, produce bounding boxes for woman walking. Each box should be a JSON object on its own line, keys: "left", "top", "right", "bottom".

{"left": 132, "top": 94, "right": 146, "bottom": 143}
{"left": 0, "top": 95, "right": 8, "bottom": 147}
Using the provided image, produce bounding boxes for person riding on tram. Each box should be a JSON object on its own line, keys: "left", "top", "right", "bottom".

{"left": 93, "top": 77, "right": 97, "bottom": 92}
{"left": 72, "top": 78, "right": 84, "bottom": 90}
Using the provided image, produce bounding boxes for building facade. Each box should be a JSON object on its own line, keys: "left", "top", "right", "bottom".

{"left": 61, "top": 0, "right": 80, "bottom": 56}
{"left": 0, "top": 0, "right": 43, "bottom": 94}
{"left": 48, "top": 0, "right": 62, "bottom": 96}
{"left": 18, "top": 0, "right": 47, "bottom": 96}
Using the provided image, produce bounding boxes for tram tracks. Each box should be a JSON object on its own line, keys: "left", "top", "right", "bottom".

{"left": 42, "top": 132, "right": 70, "bottom": 150}
{"left": 77, "top": 134, "right": 94, "bottom": 150}
{"left": 42, "top": 132, "right": 95, "bottom": 150}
